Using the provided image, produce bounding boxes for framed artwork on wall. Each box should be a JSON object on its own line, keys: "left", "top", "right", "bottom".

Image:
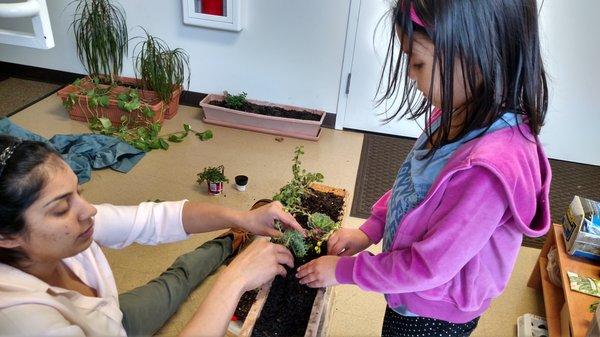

{"left": 182, "top": 0, "right": 243, "bottom": 32}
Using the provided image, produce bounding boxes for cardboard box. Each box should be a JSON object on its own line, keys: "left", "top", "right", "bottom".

{"left": 563, "top": 196, "right": 600, "bottom": 262}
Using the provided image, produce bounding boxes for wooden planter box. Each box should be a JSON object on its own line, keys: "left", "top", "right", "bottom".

{"left": 57, "top": 76, "right": 182, "bottom": 125}
{"left": 231, "top": 183, "right": 348, "bottom": 337}
{"left": 200, "top": 94, "right": 326, "bottom": 141}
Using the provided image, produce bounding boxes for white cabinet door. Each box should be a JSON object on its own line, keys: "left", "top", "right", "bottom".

{"left": 338, "top": 0, "right": 423, "bottom": 138}
{"left": 0, "top": 0, "right": 54, "bottom": 49}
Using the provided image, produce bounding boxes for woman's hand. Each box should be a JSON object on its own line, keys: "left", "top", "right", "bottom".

{"left": 327, "top": 228, "right": 372, "bottom": 256}
{"left": 296, "top": 256, "right": 340, "bottom": 288}
{"left": 181, "top": 239, "right": 293, "bottom": 337}
{"left": 223, "top": 238, "right": 294, "bottom": 291}
{"left": 239, "top": 201, "right": 305, "bottom": 237}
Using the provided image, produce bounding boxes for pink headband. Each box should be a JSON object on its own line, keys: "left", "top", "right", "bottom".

{"left": 409, "top": 4, "right": 426, "bottom": 27}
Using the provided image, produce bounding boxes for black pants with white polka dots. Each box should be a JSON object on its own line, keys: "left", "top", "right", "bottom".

{"left": 381, "top": 307, "right": 480, "bottom": 337}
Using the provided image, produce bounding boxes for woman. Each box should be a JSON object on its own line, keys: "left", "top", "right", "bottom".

{"left": 0, "top": 135, "right": 300, "bottom": 336}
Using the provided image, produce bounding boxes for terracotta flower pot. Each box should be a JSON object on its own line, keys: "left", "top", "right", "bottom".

{"left": 200, "top": 94, "right": 326, "bottom": 141}
{"left": 207, "top": 181, "right": 224, "bottom": 195}
{"left": 57, "top": 76, "right": 182, "bottom": 125}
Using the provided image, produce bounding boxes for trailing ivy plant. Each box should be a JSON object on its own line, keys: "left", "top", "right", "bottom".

{"left": 63, "top": 78, "right": 212, "bottom": 152}
{"left": 71, "top": 0, "right": 128, "bottom": 84}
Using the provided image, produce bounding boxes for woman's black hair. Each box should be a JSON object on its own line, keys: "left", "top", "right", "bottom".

{"left": 0, "top": 135, "right": 60, "bottom": 266}
{"left": 379, "top": 0, "right": 548, "bottom": 154}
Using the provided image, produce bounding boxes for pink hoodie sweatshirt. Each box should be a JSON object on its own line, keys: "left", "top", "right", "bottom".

{"left": 335, "top": 124, "right": 551, "bottom": 323}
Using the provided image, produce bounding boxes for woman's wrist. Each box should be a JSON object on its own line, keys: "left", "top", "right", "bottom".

{"left": 219, "top": 265, "right": 248, "bottom": 295}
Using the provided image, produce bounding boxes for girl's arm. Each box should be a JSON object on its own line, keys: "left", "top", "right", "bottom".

{"left": 358, "top": 190, "right": 392, "bottom": 244}
{"left": 335, "top": 166, "right": 509, "bottom": 293}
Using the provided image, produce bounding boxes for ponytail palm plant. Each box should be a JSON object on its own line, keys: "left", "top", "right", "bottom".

{"left": 134, "top": 31, "right": 190, "bottom": 103}
{"left": 71, "top": 0, "right": 128, "bottom": 83}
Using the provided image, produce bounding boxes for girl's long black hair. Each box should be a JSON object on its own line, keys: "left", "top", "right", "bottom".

{"left": 379, "top": 0, "right": 548, "bottom": 153}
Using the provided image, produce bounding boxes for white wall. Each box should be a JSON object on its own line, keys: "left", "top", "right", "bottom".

{"left": 538, "top": 0, "right": 600, "bottom": 166}
{"left": 0, "top": 0, "right": 351, "bottom": 113}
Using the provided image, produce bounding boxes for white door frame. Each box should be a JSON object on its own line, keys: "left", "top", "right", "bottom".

{"left": 334, "top": 0, "right": 362, "bottom": 130}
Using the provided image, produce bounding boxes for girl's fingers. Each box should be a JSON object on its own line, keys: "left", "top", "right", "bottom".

{"left": 296, "top": 262, "right": 313, "bottom": 277}
{"left": 327, "top": 234, "right": 339, "bottom": 252}
{"left": 299, "top": 274, "right": 316, "bottom": 285}
{"left": 306, "top": 281, "right": 321, "bottom": 288}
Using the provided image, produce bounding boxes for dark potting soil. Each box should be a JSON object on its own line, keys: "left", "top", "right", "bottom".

{"left": 209, "top": 100, "right": 322, "bottom": 121}
{"left": 302, "top": 188, "right": 344, "bottom": 222}
{"left": 248, "top": 190, "right": 344, "bottom": 337}
{"left": 250, "top": 263, "right": 319, "bottom": 337}
{"left": 234, "top": 289, "right": 259, "bottom": 321}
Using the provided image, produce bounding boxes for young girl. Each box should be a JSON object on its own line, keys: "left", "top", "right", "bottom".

{"left": 297, "top": 0, "right": 551, "bottom": 336}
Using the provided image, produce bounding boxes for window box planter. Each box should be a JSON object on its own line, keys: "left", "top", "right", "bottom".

{"left": 231, "top": 183, "right": 348, "bottom": 337}
{"left": 57, "top": 76, "right": 182, "bottom": 125}
{"left": 200, "top": 94, "right": 326, "bottom": 141}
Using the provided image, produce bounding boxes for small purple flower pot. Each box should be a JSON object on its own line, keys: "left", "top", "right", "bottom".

{"left": 208, "top": 181, "right": 224, "bottom": 195}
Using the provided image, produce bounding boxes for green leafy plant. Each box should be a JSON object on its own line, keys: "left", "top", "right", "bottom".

{"left": 134, "top": 30, "right": 190, "bottom": 103}
{"left": 71, "top": 0, "right": 128, "bottom": 83}
{"left": 223, "top": 91, "right": 248, "bottom": 110}
{"left": 273, "top": 146, "right": 324, "bottom": 212}
{"left": 273, "top": 213, "right": 339, "bottom": 257}
{"left": 197, "top": 165, "right": 229, "bottom": 184}
{"left": 279, "top": 229, "right": 308, "bottom": 258}
{"left": 271, "top": 147, "right": 340, "bottom": 258}
{"left": 65, "top": 78, "right": 212, "bottom": 152}
{"left": 307, "top": 213, "right": 340, "bottom": 254}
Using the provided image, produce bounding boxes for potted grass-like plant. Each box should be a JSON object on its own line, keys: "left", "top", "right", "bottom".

{"left": 134, "top": 30, "right": 190, "bottom": 119}
{"left": 58, "top": 0, "right": 166, "bottom": 125}
{"left": 57, "top": 0, "right": 201, "bottom": 152}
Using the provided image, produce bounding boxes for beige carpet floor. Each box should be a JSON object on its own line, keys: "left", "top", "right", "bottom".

{"left": 9, "top": 95, "right": 545, "bottom": 336}
{"left": 0, "top": 77, "right": 61, "bottom": 117}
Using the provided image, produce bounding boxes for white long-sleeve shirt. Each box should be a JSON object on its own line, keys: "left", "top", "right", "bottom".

{"left": 0, "top": 201, "right": 189, "bottom": 336}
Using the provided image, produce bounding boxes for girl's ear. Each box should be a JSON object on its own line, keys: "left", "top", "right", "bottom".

{"left": 0, "top": 234, "right": 23, "bottom": 249}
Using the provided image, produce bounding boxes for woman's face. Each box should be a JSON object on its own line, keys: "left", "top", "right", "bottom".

{"left": 400, "top": 31, "right": 469, "bottom": 108}
{"left": 14, "top": 158, "right": 97, "bottom": 264}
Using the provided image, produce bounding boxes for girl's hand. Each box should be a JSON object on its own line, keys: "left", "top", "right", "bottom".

{"left": 327, "top": 228, "right": 372, "bottom": 256}
{"left": 296, "top": 256, "right": 340, "bottom": 288}
{"left": 239, "top": 201, "right": 305, "bottom": 237}
{"left": 224, "top": 238, "right": 294, "bottom": 291}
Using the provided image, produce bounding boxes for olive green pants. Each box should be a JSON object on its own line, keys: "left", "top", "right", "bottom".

{"left": 119, "top": 237, "right": 232, "bottom": 336}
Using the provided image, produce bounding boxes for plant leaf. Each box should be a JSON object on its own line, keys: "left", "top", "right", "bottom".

{"left": 197, "top": 130, "right": 213, "bottom": 141}
{"left": 159, "top": 138, "right": 169, "bottom": 150}
{"left": 183, "top": 124, "right": 191, "bottom": 132}
{"left": 168, "top": 134, "right": 184, "bottom": 143}
{"left": 98, "top": 117, "right": 112, "bottom": 129}
{"left": 98, "top": 95, "right": 109, "bottom": 107}
{"left": 142, "top": 106, "right": 155, "bottom": 118}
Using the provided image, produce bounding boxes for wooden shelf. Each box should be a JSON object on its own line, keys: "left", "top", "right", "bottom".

{"left": 529, "top": 224, "right": 600, "bottom": 337}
